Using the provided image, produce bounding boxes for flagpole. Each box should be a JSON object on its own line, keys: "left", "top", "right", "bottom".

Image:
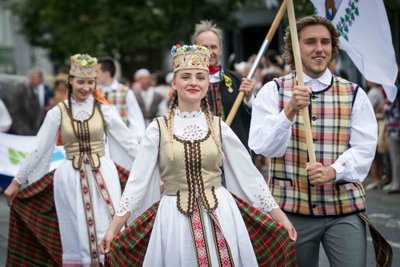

{"left": 225, "top": 0, "right": 287, "bottom": 126}
{"left": 286, "top": 0, "right": 316, "bottom": 163}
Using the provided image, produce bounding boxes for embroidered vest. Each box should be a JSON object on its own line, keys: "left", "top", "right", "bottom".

{"left": 100, "top": 84, "right": 128, "bottom": 125}
{"left": 156, "top": 116, "right": 222, "bottom": 215}
{"left": 58, "top": 102, "right": 105, "bottom": 170}
{"left": 270, "top": 72, "right": 366, "bottom": 216}
{"left": 135, "top": 91, "right": 164, "bottom": 125}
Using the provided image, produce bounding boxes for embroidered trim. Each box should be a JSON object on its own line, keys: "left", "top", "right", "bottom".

{"left": 92, "top": 170, "right": 115, "bottom": 218}
{"left": 209, "top": 212, "right": 235, "bottom": 267}
{"left": 189, "top": 199, "right": 212, "bottom": 267}
{"left": 79, "top": 167, "right": 100, "bottom": 265}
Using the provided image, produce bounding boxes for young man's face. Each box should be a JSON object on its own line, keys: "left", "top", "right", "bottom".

{"left": 299, "top": 25, "right": 332, "bottom": 78}
{"left": 95, "top": 64, "right": 108, "bottom": 85}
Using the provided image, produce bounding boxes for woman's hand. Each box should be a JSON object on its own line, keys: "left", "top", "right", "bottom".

{"left": 99, "top": 229, "right": 118, "bottom": 254}
{"left": 279, "top": 218, "right": 297, "bottom": 242}
{"left": 269, "top": 208, "right": 297, "bottom": 242}
{"left": 99, "top": 213, "right": 130, "bottom": 254}
{"left": 4, "top": 179, "right": 20, "bottom": 207}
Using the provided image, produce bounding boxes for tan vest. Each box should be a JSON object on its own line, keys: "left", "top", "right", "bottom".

{"left": 156, "top": 116, "right": 222, "bottom": 215}
{"left": 58, "top": 102, "right": 105, "bottom": 170}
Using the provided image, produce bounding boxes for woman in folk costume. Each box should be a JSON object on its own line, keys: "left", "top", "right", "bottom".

{"left": 5, "top": 54, "right": 139, "bottom": 266}
{"left": 100, "top": 45, "right": 297, "bottom": 266}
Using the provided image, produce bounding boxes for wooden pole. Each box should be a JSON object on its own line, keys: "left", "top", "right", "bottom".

{"left": 225, "top": 0, "right": 287, "bottom": 126}
{"left": 286, "top": 0, "right": 316, "bottom": 162}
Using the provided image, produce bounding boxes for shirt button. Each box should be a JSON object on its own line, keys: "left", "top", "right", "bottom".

{"left": 312, "top": 116, "right": 318, "bottom": 121}
{"left": 312, "top": 204, "right": 317, "bottom": 208}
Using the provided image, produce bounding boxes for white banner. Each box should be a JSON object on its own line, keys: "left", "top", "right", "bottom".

{"left": 0, "top": 132, "right": 64, "bottom": 177}
{"left": 311, "top": 0, "right": 398, "bottom": 101}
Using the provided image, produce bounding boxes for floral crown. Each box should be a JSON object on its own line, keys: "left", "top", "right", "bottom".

{"left": 69, "top": 53, "right": 98, "bottom": 78}
{"left": 171, "top": 44, "right": 210, "bottom": 72}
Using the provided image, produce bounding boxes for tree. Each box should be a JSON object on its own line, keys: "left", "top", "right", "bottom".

{"left": 11, "top": 0, "right": 251, "bottom": 77}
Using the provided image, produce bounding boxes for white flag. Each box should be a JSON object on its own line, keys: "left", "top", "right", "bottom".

{"left": 0, "top": 133, "right": 64, "bottom": 177}
{"left": 311, "top": 0, "right": 398, "bottom": 101}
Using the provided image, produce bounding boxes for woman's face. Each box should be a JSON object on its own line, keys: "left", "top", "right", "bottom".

{"left": 70, "top": 77, "right": 96, "bottom": 102}
{"left": 172, "top": 69, "right": 209, "bottom": 106}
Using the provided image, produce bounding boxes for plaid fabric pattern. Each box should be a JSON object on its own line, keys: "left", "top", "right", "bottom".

{"left": 232, "top": 194, "right": 297, "bottom": 267}
{"left": 271, "top": 73, "right": 366, "bottom": 216}
{"left": 358, "top": 212, "right": 393, "bottom": 267}
{"left": 105, "top": 194, "right": 296, "bottom": 267}
{"left": 103, "top": 85, "right": 128, "bottom": 125}
{"left": 208, "top": 82, "right": 225, "bottom": 119}
{"left": 105, "top": 202, "right": 160, "bottom": 267}
{"left": 7, "top": 171, "right": 62, "bottom": 266}
{"left": 6, "top": 164, "right": 130, "bottom": 266}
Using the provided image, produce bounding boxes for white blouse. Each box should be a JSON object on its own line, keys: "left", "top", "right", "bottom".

{"left": 249, "top": 69, "right": 378, "bottom": 183}
{"left": 116, "top": 109, "right": 279, "bottom": 218}
{"left": 15, "top": 96, "right": 139, "bottom": 185}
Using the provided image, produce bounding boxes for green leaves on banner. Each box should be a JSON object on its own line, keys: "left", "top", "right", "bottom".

{"left": 8, "top": 148, "right": 28, "bottom": 165}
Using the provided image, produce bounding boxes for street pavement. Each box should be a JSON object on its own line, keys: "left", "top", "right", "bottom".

{"left": 0, "top": 181, "right": 399, "bottom": 266}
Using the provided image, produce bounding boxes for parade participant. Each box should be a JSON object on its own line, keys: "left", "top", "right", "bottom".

{"left": 192, "top": 21, "right": 256, "bottom": 151}
{"left": 5, "top": 54, "right": 139, "bottom": 266}
{"left": 96, "top": 57, "right": 146, "bottom": 140}
{"left": 99, "top": 44, "right": 297, "bottom": 266}
{"left": 249, "top": 16, "right": 377, "bottom": 266}
{"left": 133, "top": 68, "right": 168, "bottom": 126}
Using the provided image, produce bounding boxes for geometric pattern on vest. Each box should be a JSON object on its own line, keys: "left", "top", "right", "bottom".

{"left": 155, "top": 116, "right": 222, "bottom": 215}
{"left": 270, "top": 72, "right": 366, "bottom": 216}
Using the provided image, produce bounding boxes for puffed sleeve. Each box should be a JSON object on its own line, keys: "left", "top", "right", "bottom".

{"left": 15, "top": 106, "right": 61, "bottom": 186}
{"left": 115, "top": 121, "right": 161, "bottom": 221}
{"left": 221, "top": 121, "right": 279, "bottom": 213}
{"left": 102, "top": 104, "right": 140, "bottom": 171}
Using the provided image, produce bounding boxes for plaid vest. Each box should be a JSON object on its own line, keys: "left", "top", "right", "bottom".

{"left": 270, "top": 72, "right": 366, "bottom": 217}
{"left": 102, "top": 84, "right": 128, "bottom": 125}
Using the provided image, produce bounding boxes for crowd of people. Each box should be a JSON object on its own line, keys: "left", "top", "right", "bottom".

{"left": 1, "top": 15, "right": 399, "bottom": 267}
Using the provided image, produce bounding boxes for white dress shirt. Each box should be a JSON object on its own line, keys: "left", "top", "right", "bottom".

{"left": 249, "top": 69, "right": 377, "bottom": 183}
{"left": 103, "top": 80, "right": 146, "bottom": 140}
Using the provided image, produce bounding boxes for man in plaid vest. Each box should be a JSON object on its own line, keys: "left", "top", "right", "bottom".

{"left": 249, "top": 16, "right": 377, "bottom": 266}
{"left": 96, "top": 58, "right": 146, "bottom": 140}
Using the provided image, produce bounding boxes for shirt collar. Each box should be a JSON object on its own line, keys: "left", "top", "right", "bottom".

{"left": 303, "top": 69, "right": 332, "bottom": 92}
{"left": 101, "top": 79, "right": 119, "bottom": 93}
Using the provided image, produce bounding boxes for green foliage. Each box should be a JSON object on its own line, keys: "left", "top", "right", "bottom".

{"left": 10, "top": 0, "right": 248, "bottom": 74}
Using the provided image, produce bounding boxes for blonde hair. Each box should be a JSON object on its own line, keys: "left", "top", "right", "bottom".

{"left": 166, "top": 91, "right": 224, "bottom": 161}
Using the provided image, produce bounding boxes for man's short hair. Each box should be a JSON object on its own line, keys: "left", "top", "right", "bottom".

{"left": 282, "top": 15, "right": 340, "bottom": 67}
{"left": 192, "top": 20, "right": 223, "bottom": 48}
{"left": 98, "top": 57, "right": 116, "bottom": 78}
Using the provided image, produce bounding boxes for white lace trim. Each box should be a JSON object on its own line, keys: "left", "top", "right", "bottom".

{"left": 115, "top": 193, "right": 142, "bottom": 218}
{"left": 15, "top": 148, "right": 51, "bottom": 185}
{"left": 180, "top": 124, "right": 208, "bottom": 141}
{"left": 254, "top": 183, "right": 279, "bottom": 212}
{"left": 115, "top": 194, "right": 135, "bottom": 217}
{"left": 64, "top": 96, "right": 94, "bottom": 121}
{"left": 175, "top": 109, "right": 202, "bottom": 119}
